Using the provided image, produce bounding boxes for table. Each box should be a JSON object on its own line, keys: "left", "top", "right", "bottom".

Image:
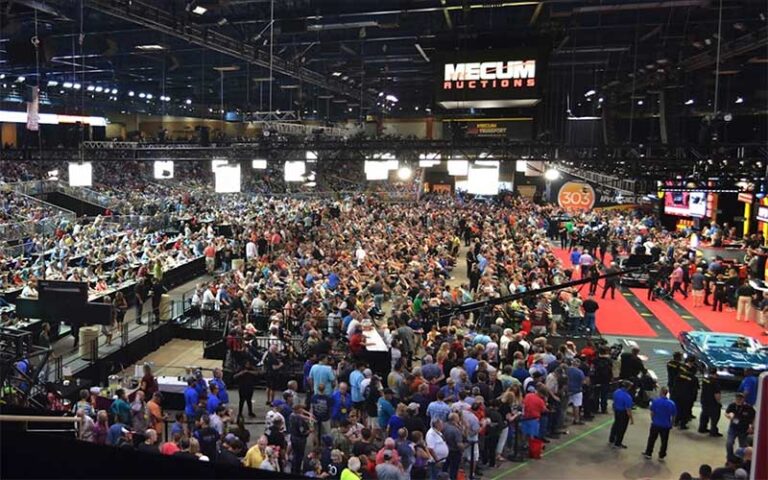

{"left": 361, "top": 328, "right": 391, "bottom": 379}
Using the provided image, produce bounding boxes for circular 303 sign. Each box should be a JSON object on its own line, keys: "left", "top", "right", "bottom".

{"left": 557, "top": 182, "right": 596, "bottom": 211}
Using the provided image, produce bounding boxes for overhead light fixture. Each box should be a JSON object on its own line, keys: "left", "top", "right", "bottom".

{"left": 332, "top": 72, "right": 342, "bottom": 77}
{"left": 128, "top": 91, "right": 135, "bottom": 96}
{"left": 598, "top": 97, "right": 604, "bottom": 103}
{"left": 68, "top": 162, "right": 93, "bottom": 187}
{"left": 185, "top": 98, "right": 192, "bottom": 104}
{"left": 215, "top": 164, "right": 241, "bottom": 193}
{"left": 111, "top": 88, "right": 118, "bottom": 94}
{"left": 94, "top": 86, "right": 104, "bottom": 93}
{"left": 415, "top": 43, "right": 430, "bottom": 62}
{"left": 544, "top": 168, "right": 561, "bottom": 181}
{"left": 153, "top": 161, "right": 174, "bottom": 179}
{"left": 16, "top": 76, "right": 25, "bottom": 83}
{"left": 636, "top": 100, "right": 644, "bottom": 105}
{"left": 385, "top": 94, "right": 398, "bottom": 103}
{"left": 735, "top": 96, "right": 744, "bottom": 104}
{"left": 47, "top": 80, "right": 59, "bottom": 87}
{"left": 136, "top": 44, "right": 165, "bottom": 50}
{"left": 284, "top": 161, "right": 306, "bottom": 182}
{"left": 73, "top": 83, "right": 81, "bottom": 90}
{"left": 252, "top": 159, "right": 267, "bottom": 169}
{"left": 217, "top": 18, "right": 228, "bottom": 26}
{"left": 684, "top": 99, "right": 694, "bottom": 105}
{"left": 86, "top": 85, "right": 95, "bottom": 92}
{"left": 192, "top": 5, "right": 207, "bottom": 14}
{"left": 146, "top": 94, "right": 153, "bottom": 99}
{"left": 584, "top": 89, "right": 596, "bottom": 97}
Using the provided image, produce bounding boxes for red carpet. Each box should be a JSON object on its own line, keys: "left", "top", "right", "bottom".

{"left": 552, "top": 248, "right": 657, "bottom": 337}
{"left": 630, "top": 288, "right": 694, "bottom": 336}
{"left": 672, "top": 294, "right": 768, "bottom": 344}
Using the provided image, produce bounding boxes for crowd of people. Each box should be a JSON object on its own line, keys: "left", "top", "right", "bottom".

{"left": 1, "top": 158, "right": 764, "bottom": 479}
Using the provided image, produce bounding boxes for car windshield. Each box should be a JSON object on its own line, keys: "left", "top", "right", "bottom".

{"left": 697, "top": 334, "right": 757, "bottom": 351}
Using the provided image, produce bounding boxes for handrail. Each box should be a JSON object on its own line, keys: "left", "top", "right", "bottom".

{"left": 0, "top": 415, "right": 81, "bottom": 423}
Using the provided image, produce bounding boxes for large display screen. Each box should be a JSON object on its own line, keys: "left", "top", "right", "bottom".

{"left": 664, "top": 191, "right": 708, "bottom": 218}
{"left": 435, "top": 49, "right": 544, "bottom": 109}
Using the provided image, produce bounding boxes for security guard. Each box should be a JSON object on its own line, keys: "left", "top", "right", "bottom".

{"left": 674, "top": 356, "right": 699, "bottom": 430}
{"left": 666, "top": 352, "right": 683, "bottom": 398}
{"left": 698, "top": 367, "right": 722, "bottom": 436}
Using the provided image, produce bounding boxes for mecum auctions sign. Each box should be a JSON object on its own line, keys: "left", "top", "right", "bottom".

{"left": 435, "top": 49, "right": 544, "bottom": 109}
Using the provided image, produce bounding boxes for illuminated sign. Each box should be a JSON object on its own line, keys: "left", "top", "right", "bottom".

{"left": 757, "top": 206, "right": 768, "bottom": 223}
{"left": 442, "top": 61, "right": 536, "bottom": 91}
{"left": 558, "top": 182, "right": 596, "bottom": 211}
{"left": 435, "top": 50, "right": 544, "bottom": 110}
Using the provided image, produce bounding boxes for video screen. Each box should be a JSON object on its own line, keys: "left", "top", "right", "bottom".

{"left": 664, "top": 191, "right": 707, "bottom": 218}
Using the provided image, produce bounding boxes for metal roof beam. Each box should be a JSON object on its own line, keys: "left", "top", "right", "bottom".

{"left": 83, "top": 0, "right": 373, "bottom": 103}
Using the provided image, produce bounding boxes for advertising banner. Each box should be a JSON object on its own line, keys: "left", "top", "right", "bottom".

{"left": 435, "top": 49, "right": 544, "bottom": 109}
{"left": 557, "top": 181, "right": 596, "bottom": 212}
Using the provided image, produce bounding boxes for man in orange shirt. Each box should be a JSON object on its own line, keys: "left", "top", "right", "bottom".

{"left": 147, "top": 392, "right": 166, "bottom": 441}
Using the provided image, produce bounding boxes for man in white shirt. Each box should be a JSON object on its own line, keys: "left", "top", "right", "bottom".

{"left": 246, "top": 241, "right": 257, "bottom": 262}
{"left": 426, "top": 418, "right": 449, "bottom": 474}
{"left": 20, "top": 280, "right": 38, "bottom": 299}
{"left": 355, "top": 244, "right": 366, "bottom": 267}
{"left": 251, "top": 293, "right": 266, "bottom": 316}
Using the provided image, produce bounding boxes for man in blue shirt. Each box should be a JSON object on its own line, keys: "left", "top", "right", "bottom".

{"left": 643, "top": 386, "right": 677, "bottom": 460}
{"left": 566, "top": 360, "right": 586, "bottom": 425}
{"left": 377, "top": 389, "right": 396, "bottom": 430}
{"left": 209, "top": 368, "right": 229, "bottom": 405}
{"left": 184, "top": 377, "right": 199, "bottom": 419}
{"left": 609, "top": 381, "right": 634, "bottom": 448}
{"left": 309, "top": 355, "right": 336, "bottom": 395}
{"left": 349, "top": 362, "right": 366, "bottom": 412}
{"left": 737, "top": 371, "right": 758, "bottom": 406}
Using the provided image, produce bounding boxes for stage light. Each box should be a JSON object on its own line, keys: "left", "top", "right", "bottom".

{"left": 153, "top": 161, "right": 174, "bottom": 179}
{"left": 47, "top": 81, "right": 58, "bottom": 87}
{"left": 15, "top": 76, "right": 25, "bottom": 83}
{"left": 637, "top": 100, "right": 644, "bottom": 105}
{"left": 128, "top": 91, "right": 135, "bottom": 96}
{"left": 111, "top": 88, "right": 118, "bottom": 94}
{"left": 584, "top": 89, "right": 596, "bottom": 97}
{"left": 185, "top": 99, "right": 192, "bottom": 104}
{"left": 447, "top": 160, "right": 469, "bottom": 176}
{"left": 63, "top": 82, "right": 74, "bottom": 88}
{"left": 397, "top": 166, "right": 413, "bottom": 180}
{"left": 252, "top": 159, "right": 268, "bottom": 169}
{"left": 68, "top": 162, "right": 93, "bottom": 187}
{"left": 684, "top": 99, "right": 694, "bottom": 105}
{"left": 544, "top": 168, "right": 561, "bottom": 181}
{"left": 146, "top": 94, "right": 153, "bottom": 99}
{"left": 735, "top": 97, "right": 744, "bottom": 104}
{"left": 73, "top": 83, "right": 81, "bottom": 90}
{"left": 284, "top": 161, "right": 306, "bottom": 182}
{"left": 215, "top": 164, "right": 241, "bottom": 193}
{"left": 192, "top": 5, "right": 207, "bottom": 14}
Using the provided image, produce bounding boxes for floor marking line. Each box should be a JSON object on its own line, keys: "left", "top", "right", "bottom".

{"left": 490, "top": 419, "right": 614, "bottom": 480}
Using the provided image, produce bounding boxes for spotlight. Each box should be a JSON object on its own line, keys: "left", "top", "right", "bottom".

{"left": 636, "top": 100, "right": 644, "bottom": 106}
{"left": 584, "top": 89, "right": 596, "bottom": 97}
{"left": 63, "top": 82, "right": 74, "bottom": 88}
{"left": 139, "top": 93, "right": 146, "bottom": 98}
{"left": 735, "top": 97, "right": 744, "bottom": 104}
{"left": 73, "top": 83, "right": 81, "bottom": 90}
{"left": 146, "top": 94, "right": 153, "bottom": 99}
{"left": 47, "top": 80, "right": 59, "bottom": 87}
{"left": 684, "top": 99, "right": 694, "bottom": 105}
{"left": 87, "top": 85, "right": 96, "bottom": 92}
{"left": 544, "top": 168, "right": 561, "bottom": 181}
{"left": 128, "top": 91, "right": 135, "bottom": 97}
{"left": 94, "top": 86, "right": 103, "bottom": 92}
{"left": 397, "top": 166, "right": 413, "bottom": 180}
{"left": 15, "top": 76, "right": 25, "bottom": 83}
{"left": 111, "top": 88, "right": 118, "bottom": 94}
{"left": 185, "top": 99, "right": 192, "bottom": 104}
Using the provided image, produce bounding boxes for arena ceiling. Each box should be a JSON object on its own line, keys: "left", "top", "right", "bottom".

{"left": 1, "top": 0, "right": 766, "bottom": 125}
